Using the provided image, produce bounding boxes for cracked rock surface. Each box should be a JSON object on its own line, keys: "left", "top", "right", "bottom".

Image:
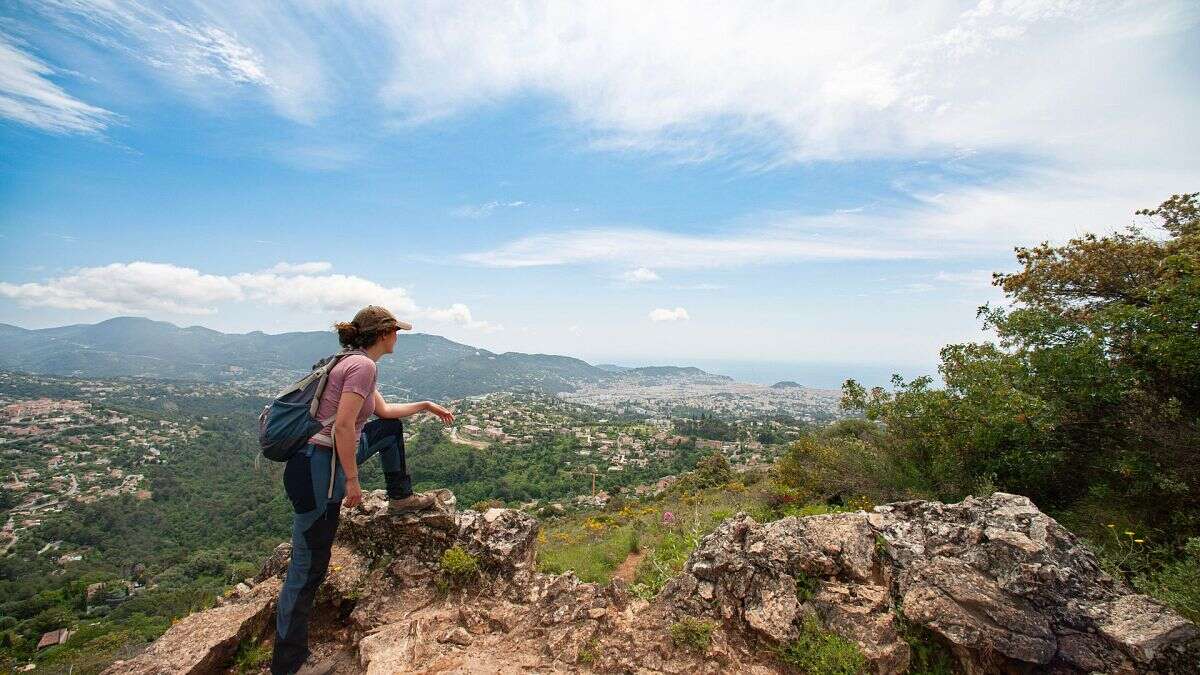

{"left": 106, "top": 492, "right": 1198, "bottom": 674}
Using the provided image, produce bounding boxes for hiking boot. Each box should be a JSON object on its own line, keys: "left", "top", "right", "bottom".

{"left": 292, "top": 656, "right": 336, "bottom": 675}
{"left": 388, "top": 492, "right": 436, "bottom": 512}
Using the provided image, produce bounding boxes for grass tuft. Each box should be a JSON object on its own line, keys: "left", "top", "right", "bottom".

{"left": 670, "top": 617, "right": 715, "bottom": 653}
{"left": 776, "top": 617, "right": 866, "bottom": 675}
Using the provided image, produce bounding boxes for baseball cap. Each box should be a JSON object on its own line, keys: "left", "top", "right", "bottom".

{"left": 353, "top": 305, "right": 412, "bottom": 332}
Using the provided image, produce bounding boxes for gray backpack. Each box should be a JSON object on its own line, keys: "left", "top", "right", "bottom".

{"left": 257, "top": 351, "right": 355, "bottom": 462}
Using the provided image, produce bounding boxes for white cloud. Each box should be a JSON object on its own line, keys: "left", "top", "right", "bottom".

{"left": 0, "top": 262, "right": 240, "bottom": 314}
{"left": 451, "top": 200, "right": 526, "bottom": 218}
{"left": 423, "top": 303, "right": 503, "bottom": 333}
{"left": 0, "top": 261, "right": 500, "bottom": 331}
{"left": 465, "top": 162, "right": 1199, "bottom": 270}
{"left": 265, "top": 261, "right": 333, "bottom": 275}
{"left": 22, "top": 1, "right": 1196, "bottom": 170}
{"left": 649, "top": 307, "right": 689, "bottom": 322}
{"left": 464, "top": 217, "right": 928, "bottom": 269}
{"left": 0, "top": 32, "right": 113, "bottom": 134}
{"left": 364, "top": 1, "right": 1198, "bottom": 168}
{"left": 10, "top": 1, "right": 1198, "bottom": 267}
{"left": 620, "top": 267, "right": 660, "bottom": 283}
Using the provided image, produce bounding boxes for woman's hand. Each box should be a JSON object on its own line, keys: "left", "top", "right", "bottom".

{"left": 344, "top": 476, "right": 363, "bottom": 509}
{"left": 425, "top": 401, "right": 454, "bottom": 425}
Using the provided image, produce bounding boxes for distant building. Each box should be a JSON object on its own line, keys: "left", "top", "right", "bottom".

{"left": 37, "top": 628, "right": 71, "bottom": 650}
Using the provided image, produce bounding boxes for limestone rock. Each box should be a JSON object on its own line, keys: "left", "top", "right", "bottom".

{"left": 662, "top": 493, "right": 1198, "bottom": 674}
{"left": 102, "top": 578, "right": 280, "bottom": 675}
{"left": 121, "top": 492, "right": 1198, "bottom": 675}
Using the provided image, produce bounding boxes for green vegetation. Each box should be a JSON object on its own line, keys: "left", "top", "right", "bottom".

{"left": 776, "top": 617, "right": 866, "bottom": 675}
{"left": 673, "top": 412, "right": 737, "bottom": 441}
{"left": 823, "top": 194, "right": 1200, "bottom": 623}
{"left": 406, "top": 420, "right": 716, "bottom": 505}
{"left": 439, "top": 546, "right": 480, "bottom": 586}
{"left": 669, "top": 617, "right": 715, "bottom": 653}
{"left": 538, "top": 521, "right": 639, "bottom": 582}
{"left": 794, "top": 571, "right": 819, "bottom": 602}
{"left": 233, "top": 637, "right": 271, "bottom": 673}
{"left": 535, "top": 460, "right": 766, "bottom": 593}
{"left": 0, "top": 389, "right": 293, "bottom": 673}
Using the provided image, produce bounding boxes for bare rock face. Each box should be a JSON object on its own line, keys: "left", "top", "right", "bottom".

{"left": 106, "top": 489, "right": 542, "bottom": 674}
{"left": 337, "top": 489, "right": 539, "bottom": 585}
{"left": 110, "top": 491, "right": 1197, "bottom": 674}
{"left": 662, "top": 492, "right": 1199, "bottom": 674}
{"left": 102, "top": 578, "right": 281, "bottom": 675}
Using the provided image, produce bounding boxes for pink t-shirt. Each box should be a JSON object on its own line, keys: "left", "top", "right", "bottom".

{"left": 308, "top": 352, "right": 377, "bottom": 447}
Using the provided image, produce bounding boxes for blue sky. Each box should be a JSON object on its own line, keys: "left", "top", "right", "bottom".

{"left": 1, "top": 1, "right": 1197, "bottom": 382}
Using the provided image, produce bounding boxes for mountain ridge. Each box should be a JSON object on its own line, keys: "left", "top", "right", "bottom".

{"left": 0, "top": 317, "right": 748, "bottom": 400}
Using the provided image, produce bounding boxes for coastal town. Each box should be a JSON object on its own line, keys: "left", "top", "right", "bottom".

{"left": 556, "top": 369, "right": 844, "bottom": 421}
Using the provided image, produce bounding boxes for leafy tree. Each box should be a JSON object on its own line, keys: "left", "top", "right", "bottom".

{"left": 843, "top": 194, "right": 1200, "bottom": 535}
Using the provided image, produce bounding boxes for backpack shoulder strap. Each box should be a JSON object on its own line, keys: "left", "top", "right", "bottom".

{"left": 308, "top": 350, "right": 360, "bottom": 417}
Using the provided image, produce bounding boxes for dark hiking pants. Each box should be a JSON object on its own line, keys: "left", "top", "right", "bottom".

{"left": 271, "top": 418, "right": 410, "bottom": 674}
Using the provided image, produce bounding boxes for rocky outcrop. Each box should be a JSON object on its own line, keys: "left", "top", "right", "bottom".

{"left": 102, "top": 489, "right": 542, "bottom": 675}
{"left": 103, "top": 578, "right": 281, "bottom": 675}
{"left": 106, "top": 492, "right": 1198, "bottom": 674}
{"left": 663, "top": 492, "right": 1199, "bottom": 673}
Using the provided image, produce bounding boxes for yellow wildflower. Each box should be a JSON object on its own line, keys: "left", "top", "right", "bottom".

{"left": 1134, "top": 539, "right": 1145, "bottom": 544}
{"left": 1124, "top": 531, "right": 1135, "bottom": 536}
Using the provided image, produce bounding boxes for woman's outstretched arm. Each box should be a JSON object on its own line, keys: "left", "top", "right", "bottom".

{"left": 373, "top": 390, "right": 454, "bottom": 424}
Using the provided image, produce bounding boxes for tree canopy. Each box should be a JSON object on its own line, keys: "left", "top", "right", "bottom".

{"left": 843, "top": 193, "right": 1200, "bottom": 535}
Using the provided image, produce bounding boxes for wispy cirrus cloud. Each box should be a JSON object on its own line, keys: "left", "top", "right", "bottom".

{"left": 13, "top": 1, "right": 1196, "bottom": 170}
{"left": 451, "top": 200, "right": 526, "bottom": 218}
{"left": 0, "top": 261, "right": 501, "bottom": 331}
{"left": 0, "top": 32, "right": 113, "bottom": 134}
{"left": 463, "top": 219, "right": 928, "bottom": 270}
{"left": 463, "top": 162, "right": 1195, "bottom": 271}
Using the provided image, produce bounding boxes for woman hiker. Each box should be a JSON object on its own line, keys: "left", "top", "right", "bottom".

{"left": 272, "top": 305, "right": 454, "bottom": 675}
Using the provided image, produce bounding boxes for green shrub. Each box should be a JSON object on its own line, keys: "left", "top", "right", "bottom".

{"left": 776, "top": 617, "right": 866, "bottom": 675}
{"left": 677, "top": 452, "right": 733, "bottom": 491}
{"left": 795, "top": 571, "right": 819, "bottom": 602}
{"left": 440, "top": 546, "right": 479, "bottom": 585}
{"left": 233, "top": 637, "right": 271, "bottom": 673}
{"left": 774, "top": 436, "right": 900, "bottom": 505}
{"left": 1134, "top": 537, "right": 1200, "bottom": 623}
{"left": 670, "top": 617, "right": 715, "bottom": 653}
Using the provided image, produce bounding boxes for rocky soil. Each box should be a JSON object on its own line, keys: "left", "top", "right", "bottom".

{"left": 104, "top": 492, "right": 1198, "bottom": 674}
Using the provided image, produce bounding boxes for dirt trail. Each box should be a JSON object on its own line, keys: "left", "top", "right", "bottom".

{"left": 612, "top": 549, "right": 646, "bottom": 583}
